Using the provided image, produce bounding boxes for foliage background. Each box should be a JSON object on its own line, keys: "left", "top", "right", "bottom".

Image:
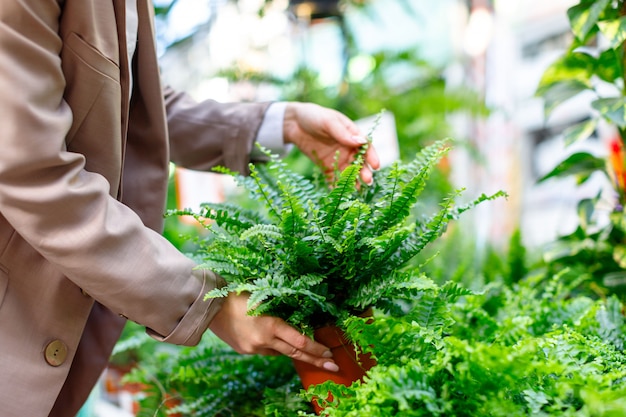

{"left": 106, "top": 1, "right": 626, "bottom": 416}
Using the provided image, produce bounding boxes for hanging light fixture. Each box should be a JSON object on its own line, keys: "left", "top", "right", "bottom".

{"left": 288, "top": 0, "right": 342, "bottom": 21}
{"left": 464, "top": 0, "right": 494, "bottom": 57}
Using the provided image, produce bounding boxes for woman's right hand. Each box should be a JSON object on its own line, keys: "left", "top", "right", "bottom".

{"left": 208, "top": 292, "right": 339, "bottom": 372}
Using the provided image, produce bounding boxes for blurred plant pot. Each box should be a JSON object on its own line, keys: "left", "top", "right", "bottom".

{"left": 162, "top": 393, "right": 182, "bottom": 417}
{"left": 292, "top": 314, "right": 376, "bottom": 414}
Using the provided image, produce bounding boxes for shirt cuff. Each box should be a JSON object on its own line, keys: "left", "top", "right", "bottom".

{"left": 251, "top": 102, "right": 292, "bottom": 159}
{"left": 146, "top": 269, "right": 226, "bottom": 346}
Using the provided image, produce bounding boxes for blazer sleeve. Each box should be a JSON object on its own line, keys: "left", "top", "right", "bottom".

{"left": 164, "top": 86, "right": 272, "bottom": 174}
{"left": 0, "top": 0, "right": 220, "bottom": 346}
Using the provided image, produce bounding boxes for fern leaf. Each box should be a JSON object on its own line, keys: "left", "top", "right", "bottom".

{"left": 257, "top": 144, "right": 324, "bottom": 215}
{"left": 375, "top": 141, "right": 451, "bottom": 231}
{"left": 247, "top": 163, "right": 282, "bottom": 220}
{"left": 361, "top": 223, "right": 415, "bottom": 279}
{"left": 321, "top": 164, "right": 360, "bottom": 227}
{"left": 199, "top": 202, "right": 269, "bottom": 232}
{"left": 447, "top": 190, "right": 508, "bottom": 220}
{"left": 240, "top": 224, "right": 282, "bottom": 242}
{"left": 403, "top": 138, "right": 452, "bottom": 176}
{"left": 385, "top": 192, "right": 460, "bottom": 274}
{"left": 328, "top": 200, "right": 370, "bottom": 242}
{"left": 278, "top": 183, "right": 308, "bottom": 239}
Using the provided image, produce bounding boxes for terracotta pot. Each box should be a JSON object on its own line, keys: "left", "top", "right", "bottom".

{"left": 162, "top": 393, "right": 182, "bottom": 417}
{"left": 292, "top": 324, "right": 376, "bottom": 414}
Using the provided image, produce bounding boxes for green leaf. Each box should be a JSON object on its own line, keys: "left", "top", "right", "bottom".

{"left": 543, "top": 240, "right": 582, "bottom": 263}
{"left": 536, "top": 52, "right": 594, "bottom": 95}
{"left": 322, "top": 164, "right": 360, "bottom": 228}
{"left": 577, "top": 198, "right": 596, "bottom": 232}
{"left": 563, "top": 118, "right": 597, "bottom": 147}
{"left": 539, "top": 80, "right": 591, "bottom": 117}
{"left": 446, "top": 190, "right": 508, "bottom": 220}
{"left": 538, "top": 152, "right": 606, "bottom": 184}
{"left": 598, "top": 17, "right": 626, "bottom": 49}
{"left": 567, "top": 0, "right": 611, "bottom": 41}
{"left": 240, "top": 224, "right": 282, "bottom": 242}
{"left": 375, "top": 141, "right": 450, "bottom": 231}
{"left": 613, "top": 245, "right": 626, "bottom": 269}
{"left": 594, "top": 48, "right": 622, "bottom": 83}
{"left": 592, "top": 97, "right": 626, "bottom": 128}
{"left": 603, "top": 270, "right": 626, "bottom": 288}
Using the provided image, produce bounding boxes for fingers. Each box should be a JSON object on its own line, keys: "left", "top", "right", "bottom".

{"left": 330, "top": 114, "right": 381, "bottom": 179}
{"left": 286, "top": 101, "right": 380, "bottom": 183}
{"left": 271, "top": 337, "right": 339, "bottom": 372}
{"left": 359, "top": 165, "right": 374, "bottom": 186}
{"left": 325, "top": 111, "right": 366, "bottom": 148}
{"left": 272, "top": 321, "right": 339, "bottom": 371}
{"left": 365, "top": 145, "right": 381, "bottom": 171}
{"left": 274, "top": 321, "right": 328, "bottom": 357}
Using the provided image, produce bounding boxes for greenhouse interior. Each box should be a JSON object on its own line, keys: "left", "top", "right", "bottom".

{"left": 5, "top": 0, "right": 626, "bottom": 416}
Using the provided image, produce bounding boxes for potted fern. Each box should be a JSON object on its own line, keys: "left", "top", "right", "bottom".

{"left": 172, "top": 129, "right": 504, "bottom": 411}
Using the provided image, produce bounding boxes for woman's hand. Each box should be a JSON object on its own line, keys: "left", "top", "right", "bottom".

{"left": 208, "top": 292, "right": 339, "bottom": 372}
{"left": 283, "top": 102, "right": 380, "bottom": 184}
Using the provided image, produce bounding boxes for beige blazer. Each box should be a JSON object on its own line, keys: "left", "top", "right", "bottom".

{"left": 0, "top": 1, "right": 270, "bottom": 415}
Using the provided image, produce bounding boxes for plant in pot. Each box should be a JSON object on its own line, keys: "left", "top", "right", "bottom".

{"left": 171, "top": 128, "right": 505, "bottom": 412}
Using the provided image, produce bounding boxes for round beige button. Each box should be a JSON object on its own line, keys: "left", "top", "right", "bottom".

{"left": 44, "top": 340, "right": 68, "bottom": 367}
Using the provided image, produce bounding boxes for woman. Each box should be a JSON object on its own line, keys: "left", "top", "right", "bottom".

{"left": 0, "top": 0, "right": 379, "bottom": 415}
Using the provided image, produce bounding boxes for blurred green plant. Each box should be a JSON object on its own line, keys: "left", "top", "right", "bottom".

{"left": 264, "top": 47, "right": 488, "bottom": 155}
{"left": 123, "top": 333, "right": 303, "bottom": 417}
{"left": 535, "top": 0, "right": 626, "bottom": 298}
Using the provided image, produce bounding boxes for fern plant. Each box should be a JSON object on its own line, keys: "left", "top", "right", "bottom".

{"left": 171, "top": 134, "right": 505, "bottom": 333}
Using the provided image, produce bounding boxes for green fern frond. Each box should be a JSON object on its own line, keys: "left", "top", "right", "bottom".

{"left": 321, "top": 164, "right": 361, "bottom": 227}
{"left": 352, "top": 109, "right": 384, "bottom": 165}
{"left": 446, "top": 190, "right": 508, "bottom": 220}
{"left": 278, "top": 184, "right": 308, "bottom": 239}
{"left": 211, "top": 165, "right": 238, "bottom": 176}
{"left": 195, "top": 260, "right": 243, "bottom": 277}
{"left": 372, "top": 161, "right": 405, "bottom": 208}
{"left": 226, "top": 274, "right": 334, "bottom": 320}
{"left": 374, "top": 141, "right": 451, "bottom": 231}
{"left": 258, "top": 144, "right": 324, "bottom": 212}
{"left": 248, "top": 163, "right": 282, "bottom": 220}
{"left": 402, "top": 138, "right": 452, "bottom": 182}
{"left": 196, "top": 243, "right": 271, "bottom": 279}
{"left": 384, "top": 192, "right": 460, "bottom": 274}
{"left": 362, "top": 223, "right": 415, "bottom": 278}
{"left": 198, "top": 202, "right": 269, "bottom": 232}
{"left": 328, "top": 200, "right": 370, "bottom": 242}
{"left": 410, "top": 294, "right": 450, "bottom": 330}
{"left": 240, "top": 223, "right": 283, "bottom": 242}
{"left": 204, "top": 286, "right": 230, "bottom": 300}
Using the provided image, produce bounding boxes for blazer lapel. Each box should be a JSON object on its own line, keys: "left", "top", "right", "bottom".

{"left": 112, "top": 0, "right": 132, "bottom": 198}
{"left": 122, "top": 0, "right": 171, "bottom": 230}
{"left": 134, "top": 0, "right": 163, "bottom": 109}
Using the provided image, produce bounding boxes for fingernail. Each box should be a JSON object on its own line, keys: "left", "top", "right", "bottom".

{"left": 352, "top": 135, "right": 368, "bottom": 144}
{"left": 322, "top": 350, "right": 333, "bottom": 358}
{"left": 323, "top": 362, "right": 339, "bottom": 372}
